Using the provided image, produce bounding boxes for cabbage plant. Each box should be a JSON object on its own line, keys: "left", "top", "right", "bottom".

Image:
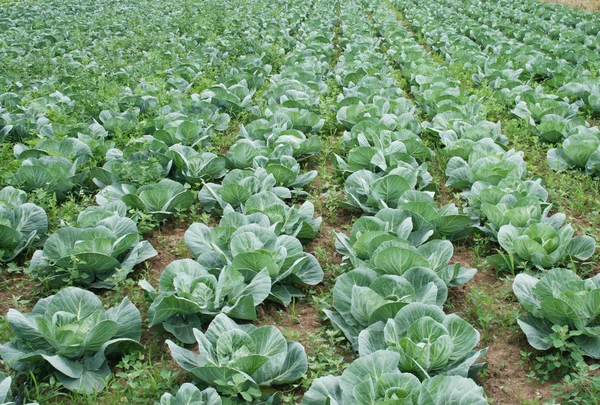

{"left": 335, "top": 95, "right": 418, "bottom": 125}
{"left": 434, "top": 120, "right": 507, "bottom": 149}
{"left": 265, "top": 106, "right": 324, "bottom": 134}
{"left": 77, "top": 125, "right": 115, "bottom": 158}
{"left": 582, "top": 84, "right": 600, "bottom": 117}
{"left": 266, "top": 80, "right": 321, "bottom": 110}
{"left": 251, "top": 155, "right": 317, "bottom": 188}
{"left": 225, "top": 139, "right": 271, "bottom": 169}
{"left": 336, "top": 143, "right": 430, "bottom": 175}
{"left": 225, "top": 143, "right": 317, "bottom": 187}
{"left": 336, "top": 206, "right": 471, "bottom": 257}
{"left": 198, "top": 169, "right": 292, "bottom": 213}
{"left": 399, "top": 202, "right": 473, "bottom": 240}
{"left": 159, "top": 384, "right": 222, "bottom": 405}
{"left": 324, "top": 267, "right": 447, "bottom": 349}
{"left": 140, "top": 259, "right": 270, "bottom": 343}
{"left": 339, "top": 122, "right": 423, "bottom": 150}
{"left": 462, "top": 178, "right": 549, "bottom": 219}
{"left": 335, "top": 212, "right": 432, "bottom": 260}
{"left": 239, "top": 122, "right": 322, "bottom": 158}
{"left": 480, "top": 198, "right": 564, "bottom": 240}
{"left": 0, "top": 187, "right": 48, "bottom": 262}
{"left": 29, "top": 210, "right": 157, "bottom": 288}
{"left": 167, "top": 314, "right": 307, "bottom": 401}
{"left": 547, "top": 130, "right": 600, "bottom": 175}
{"left": 239, "top": 192, "right": 321, "bottom": 241}
{"left": 14, "top": 157, "right": 87, "bottom": 201}
{"left": 337, "top": 226, "right": 475, "bottom": 287}
{"left": 92, "top": 139, "right": 173, "bottom": 187}
{"left": 342, "top": 168, "right": 433, "bottom": 214}
{"left": 445, "top": 149, "right": 527, "bottom": 189}
{"left": 358, "top": 303, "right": 486, "bottom": 379}
{"left": 0, "top": 287, "right": 142, "bottom": 393}
{"left": 513, "top": 268, "right": 600, "bottom": 358}
{"left": 152, "top": 114, "right": 228, "bottom": 148}
{"left": 220, "top": 56, "right": 273, "bottom": 90}
{"left": 512, "top": 96, "right": 579, "bottom": 123}
{"left": 527, "top": 115, "right": 582, "bottom": 143}
{"left": 184, "top": 219, "right": 323, "bottom": 306}
{"left": 496, "top": 222, "right": 595, "bottom": 270}
{"left": 440, "top": 137, "right": 504, "bottom": 162}
{"left": 337, "top": 76, "right": 403, "bottom": 103}
{"left": 98, "top": 109, "right": 139, "bottom": 134}
{"left": 76, "top": 200, "right": 129, "bottom": 227}
{"left": 118, "top": 94, "right": 159, "bottom": 113}
{"left": 96, "top": 179, "right": 194, "bottom": 217}
{"left": 302, "top": 350, "right": 488, "bottom": 404}
{"left": 0, "top": 108, "right": 50, "bottom": 142}
{"left": 14, "top": 138, "right": 92, "bottom": 163}
{"left": 200, "top": 80, "right": 256, "bottom": 114}
{"left": 167, "top": 144, "right": 227, "bottom": 184}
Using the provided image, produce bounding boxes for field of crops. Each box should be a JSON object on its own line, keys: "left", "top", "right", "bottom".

{"left": 0, "top": 0, "right": 599, "bottom": 403}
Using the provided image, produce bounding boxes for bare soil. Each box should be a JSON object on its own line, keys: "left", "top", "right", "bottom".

{"left": 146, "top": 224, "right": 190, "bottom": 283}
{"left": 257, "top": 301, "right": 323, "bottom": 350}
{"left": 0, "top": 271, "right": 36, "bottom": 317}
{"left": 484, "top": 330, "right": 553, "bottom": 404}
{"left": 447, "top": 244, "right": 554, "bottom": 403}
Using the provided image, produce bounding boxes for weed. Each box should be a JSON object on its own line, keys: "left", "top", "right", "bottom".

{"left": 463, "top": 281, "right": 519, "bottom": 344}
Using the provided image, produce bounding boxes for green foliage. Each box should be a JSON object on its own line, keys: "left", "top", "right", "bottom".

{"left": 198, "top": 169, "right": 293, "bottom": 212}
{"left": 28, "top": 202, "right": 157, "bottom": 288}
{"left": 358, "top": 303, "right": 486, "bottom": 379}
{"left": 167, "top": 314, "right": 308, "bottom": 401}
{"left": 184, "top": 214, "right": 324, "bottom": 306}
{"left": 97, "top": 179, "right": 195, "bottom": 218}
{"left": 0, "top": 187, "right": 48, "bottom": 262}
{"left": 341, "top": 168, "right": 433, "bottom": 214}
{"left": 513, "top": 269, "right": 600, "bottom": 359}
{"left": 140, "top": 259, "right": 270, "bottom": 343}
{"left": 14, "top": 157, "right": 88, "bottom": 201}
{"left": 302, "top": 350, "right": 489, "bottom": 404}
{"left": 0, "top": 372, "right": 39, "bottom": 405}
{"left": 159, "top": 383, "right": 222, "bottom": 405}
{"left": 324, "top": 268, "right": 448, "bottom": 348}
{"left": 492, "top": 222, "right": 595, "bottom": 271}
{"left": 0, "top": 287, "right": 142, "bottom": 393}
{"left": 4, "top": 0, "right": 600, "bottom": 402}
{"left": 548, "top": 128, "right": 600, "bottom": 175}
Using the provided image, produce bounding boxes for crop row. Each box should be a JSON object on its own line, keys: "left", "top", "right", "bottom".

{"left": 414, "top": 0, "right": 600, "bottom": 109}
{"left": 509, "top": 0, "right": 600, "bottom": 28}
{"left": 155, "top": 1, "right": 341, "bottom": 401}
{"left": 393, "top": 0, "right": 600, "bottom": 179}
{"left": 0, "top": 0, "right": 305, "bottom": 147}
{"left": 300, "top": 0, "right": 492, "bottom": 403}
{"left": 447, "top": 0, "right": 600, "bottom": 67}
{"left": 0, "top": 0, "right": 338, "bottom": 402}
{"left": 1, "top": 0, "right": 599, "bottom": 403}
{"left": 375, "top": 0, "right": 600, "bottom": 379}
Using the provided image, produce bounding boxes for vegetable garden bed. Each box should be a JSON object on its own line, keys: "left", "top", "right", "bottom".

{"left": 1, "top": 0, "right": 599, "bottom": 403}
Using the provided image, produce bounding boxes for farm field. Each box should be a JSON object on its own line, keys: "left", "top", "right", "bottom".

{"left": 544, "top": 0, "right": 600, "bottom": 13}
{"left": 0, "top": 0, "right": 600, "bottom": 404}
